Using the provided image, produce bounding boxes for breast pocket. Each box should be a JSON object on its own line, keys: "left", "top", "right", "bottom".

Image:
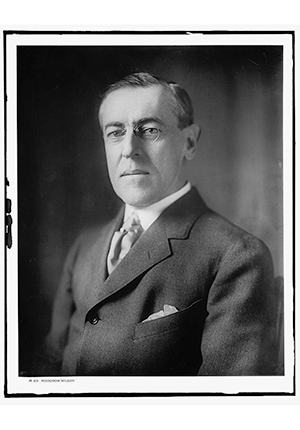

{"left": 131, "top": 298, "right": 206, "bottom": 375}
{"left": 133, "top": 298, "right": 204, "bottom": 340}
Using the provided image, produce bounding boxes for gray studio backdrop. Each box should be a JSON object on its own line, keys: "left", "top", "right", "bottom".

{"left": 17, "top": 45, "right": 283, "bottom": 372}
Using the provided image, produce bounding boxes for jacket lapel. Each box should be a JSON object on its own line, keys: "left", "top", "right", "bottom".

{"left": 84, "top": 187, "right": 208, "bottom": 313}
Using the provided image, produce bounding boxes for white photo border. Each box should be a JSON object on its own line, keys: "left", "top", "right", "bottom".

{"left": 4, "top": 30, "right": 295, "bottom": 397}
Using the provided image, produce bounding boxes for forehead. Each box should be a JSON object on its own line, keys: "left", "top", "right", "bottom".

{"left": 99, "top": 85, "right": 176, "bottom": 127}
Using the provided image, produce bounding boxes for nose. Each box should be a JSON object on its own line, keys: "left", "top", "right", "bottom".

{"left": 121, "top": 129, "right": 140, "bottom": 159}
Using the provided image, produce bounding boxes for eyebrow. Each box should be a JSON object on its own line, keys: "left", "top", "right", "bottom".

{"left": 136, "top": 117, "right": 164, "bottom": 127}
{"left": 104, "top": 122, "right": 124, "bottom": 131}
{"left": 104, "top": 117, "right": 164, "bottom": 131}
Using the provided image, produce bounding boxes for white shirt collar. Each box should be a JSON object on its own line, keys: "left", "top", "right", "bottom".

{"left": 123, "top": 182, "right": 192, "bottom": 231}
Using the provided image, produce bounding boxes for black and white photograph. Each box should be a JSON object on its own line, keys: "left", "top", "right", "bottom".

{"left": 4, "top": 31, "right": 294, "bottom": 396}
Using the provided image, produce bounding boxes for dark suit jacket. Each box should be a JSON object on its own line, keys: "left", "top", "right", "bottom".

{"left": 39, "top": 187, "right": 276, "bottom": 376}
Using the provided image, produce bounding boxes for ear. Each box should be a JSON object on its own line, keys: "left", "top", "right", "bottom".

{"left": 182, "top": 124, "right": 201, "bottom": 161}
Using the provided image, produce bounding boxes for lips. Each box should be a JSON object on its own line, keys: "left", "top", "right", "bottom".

{"left": 121, "top": 169, "right": 149, "bottom": 177}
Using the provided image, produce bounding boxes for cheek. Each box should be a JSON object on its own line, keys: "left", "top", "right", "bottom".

{"left": 151, "top": 146, "right": 183, "bottom": 175}
{"left": 105, "top": 147, "right": 118, "bottom": 171}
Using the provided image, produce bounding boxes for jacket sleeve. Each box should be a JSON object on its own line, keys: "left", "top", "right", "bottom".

{"left": 30, "top": 238, "right": 80, "bottom": 376}
{"left": 198, "top": 235, "right": 277, "bottom": 376}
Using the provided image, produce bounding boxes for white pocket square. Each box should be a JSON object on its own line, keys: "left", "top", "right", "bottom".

{"left": 142, "top": 305, "right": 178, "bottom": 323}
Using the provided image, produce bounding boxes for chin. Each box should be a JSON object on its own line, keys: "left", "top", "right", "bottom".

{"left": 118, "top": 190, "right": 157, "bottom": 208}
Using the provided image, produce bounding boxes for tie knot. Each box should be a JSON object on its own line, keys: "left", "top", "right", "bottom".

{"left": 120, "top": 212, "right": 142, "bottom": 233}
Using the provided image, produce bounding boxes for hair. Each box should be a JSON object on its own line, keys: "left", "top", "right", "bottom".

{"left": 99, "top": 72, "right": 194, "bottom": 130}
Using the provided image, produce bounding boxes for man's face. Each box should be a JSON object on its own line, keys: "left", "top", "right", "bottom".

{"left": 100, "top": 85, "right": 192, "bottom": 208}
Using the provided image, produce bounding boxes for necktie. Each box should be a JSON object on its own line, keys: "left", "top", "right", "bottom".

{"left": 107, "top": 212, "right": 144, "bottom": 275}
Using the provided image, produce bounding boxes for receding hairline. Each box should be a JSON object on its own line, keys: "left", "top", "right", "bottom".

{"left": 98, "top": 83, "right": 177, "bottom": 129}
{"left": 98, "top": 71, "right": 194, "bottom": 130}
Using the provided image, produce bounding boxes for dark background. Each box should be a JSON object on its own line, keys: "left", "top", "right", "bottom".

{"left": 17, "top": 45, "right": 283, "bottom": 373}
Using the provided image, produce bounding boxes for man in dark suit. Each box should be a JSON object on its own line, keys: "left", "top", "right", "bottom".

{"left": 39, "top": 72, "right": 276, "bottom": 376}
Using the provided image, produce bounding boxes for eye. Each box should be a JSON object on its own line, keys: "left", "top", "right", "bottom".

{"left": 138, "top": 127, "right": 160, "bottom": 140}
{"left": 106, "top": 129, "right": 126, "bottom": 140}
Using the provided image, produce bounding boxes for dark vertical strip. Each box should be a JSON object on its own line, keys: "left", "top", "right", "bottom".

{"left": 3, "top": 29, "right": 8, "bottom": 397}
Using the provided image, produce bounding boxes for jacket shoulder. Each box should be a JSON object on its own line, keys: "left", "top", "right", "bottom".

{"left": 193, "top": 207, "right": 273, "bottom": 264}
{"left": 62, "top": 221, "right": 114, "bottom": 267}
{"left": 77, "top": 223, "right": 111, "bottom": 247}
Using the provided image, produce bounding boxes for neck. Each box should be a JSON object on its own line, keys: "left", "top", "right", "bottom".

{"left": 124, "top": 182, "right": 192, "bottom": 231}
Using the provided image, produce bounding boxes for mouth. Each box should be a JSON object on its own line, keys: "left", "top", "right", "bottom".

{"left": 121, "top": 169, "right": 149, "bottom": 177}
